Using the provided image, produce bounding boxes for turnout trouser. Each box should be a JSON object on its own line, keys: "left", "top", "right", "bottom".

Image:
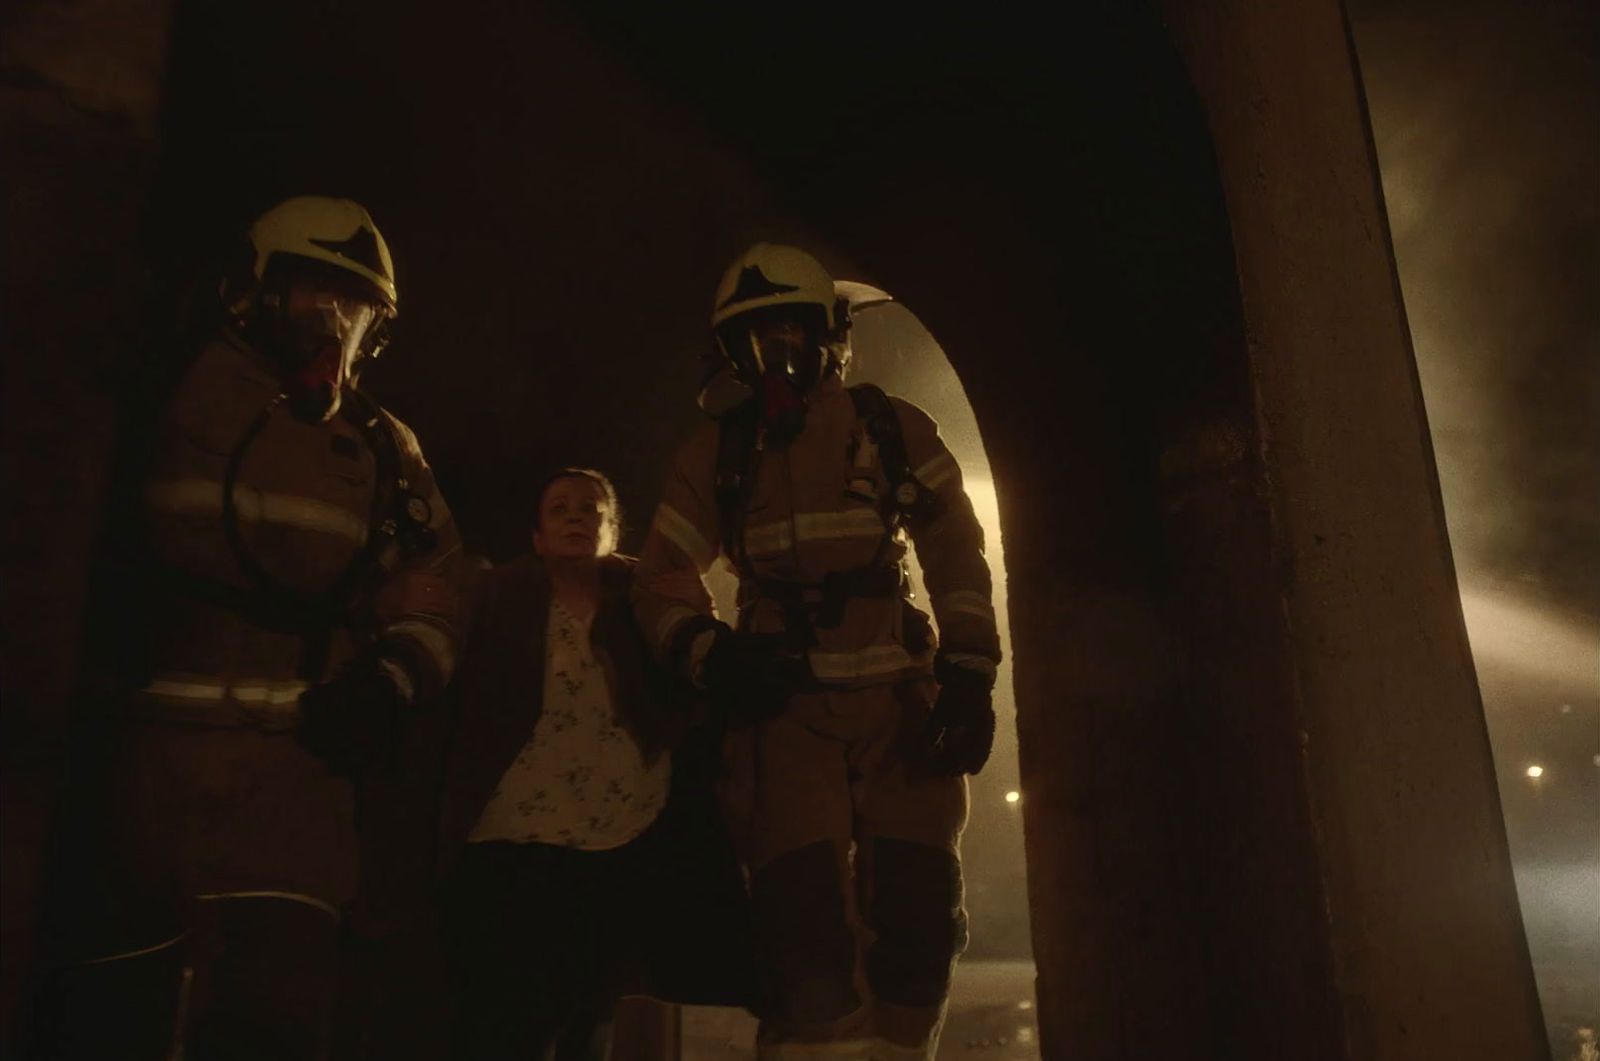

{"left": 29, "top": 720, "right": 358, "bottom": 1060}
{"left": 720, "top": 678, "right": 970, "bottom": 1061}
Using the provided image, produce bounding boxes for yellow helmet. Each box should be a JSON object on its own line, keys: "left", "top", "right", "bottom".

{"left": 711, "top": 242, "right": 841, "bottom": 331}
{"left": 248, "top": 196, "right": 397, "bottom": 313}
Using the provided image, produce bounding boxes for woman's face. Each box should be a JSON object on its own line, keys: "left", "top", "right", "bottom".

{"left": 533, "top": 476, "right": 614, "bottom": 560}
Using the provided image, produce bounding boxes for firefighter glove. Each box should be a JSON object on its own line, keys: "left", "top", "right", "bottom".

{"left": 700, "top": 625, "right": 806, "bottom": 724}
{"left": 925, "top": 663, "right": 995, "bottom": 775}
{"left": 296, "top": 650, "right": 407, "bottom": 773}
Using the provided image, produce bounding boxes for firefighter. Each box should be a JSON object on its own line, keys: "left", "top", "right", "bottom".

{"left": 633, "top": 243, "right": 1001, "bottom": 1060}
{"left": 33, "top": 196, "right": 462, "bottom": 1060}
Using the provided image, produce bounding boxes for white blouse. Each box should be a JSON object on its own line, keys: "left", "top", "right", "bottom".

{"left": 468, "top": 597, "right": 670, "bottom": 849}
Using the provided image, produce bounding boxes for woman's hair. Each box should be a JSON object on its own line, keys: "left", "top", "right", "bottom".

{"left": 533, "top": 467, "right": 623, "bottom": 547}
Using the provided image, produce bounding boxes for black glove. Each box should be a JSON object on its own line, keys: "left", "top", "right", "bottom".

{"left": 699, "top": 624, "right": 807, "bottom": 724}
{"left": 296, "top": 653, "right": 407, "bottom": 774}
{"left": 924, "top": 662, "right": 996, "bottom": 776}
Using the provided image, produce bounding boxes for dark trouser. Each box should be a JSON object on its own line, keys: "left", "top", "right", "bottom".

{"left": 26, "top": 721, "right": 358, "bottom": 1061}
{"left": 439, "top": 832, "right": 654, "bottom": 1061}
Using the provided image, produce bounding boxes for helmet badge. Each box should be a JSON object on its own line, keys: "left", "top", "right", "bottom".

{"left": 309, "top": 226, "right": 386, "bottom": 275}
{"left": 717, "top": 265, "right": 800, "bottom": 313}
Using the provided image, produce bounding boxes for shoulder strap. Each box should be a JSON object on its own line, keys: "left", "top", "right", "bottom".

{"left": 331, "top": 390, "right": 438, "bottom": 597}
{"left": 714, "top": 403, "right": 761, "bottom": 572}
{"left": 848, "top": 384, "right": 944, "bottom": 530}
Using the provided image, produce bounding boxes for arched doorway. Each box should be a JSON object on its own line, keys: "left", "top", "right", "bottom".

{"left": 850, "top": 295, "right": 1036, "bottom": 1057}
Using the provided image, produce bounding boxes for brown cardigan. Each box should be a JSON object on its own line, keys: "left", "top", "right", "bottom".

{"left": 351, "top": 552, "right": 753, "bottom": 1014}
{"left": 435, "top": 552, "right": 684, "bottom": 873}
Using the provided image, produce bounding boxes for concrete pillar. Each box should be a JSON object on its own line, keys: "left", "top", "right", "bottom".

{"left": 1139, "top": 0, "right": 1546, "bottom": 1056}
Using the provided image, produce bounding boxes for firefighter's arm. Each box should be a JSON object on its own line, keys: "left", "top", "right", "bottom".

{"left": 369, "top": 413, "right": 464, "bottom": 705}
{"left": 298, "top": 414, "right": 462, "bottom": 770}
{"left": 632, "top": 426, "right": 724, "bottom": 681}
{"left": 893, "top": 398, "right": 1002, "bottom": 686}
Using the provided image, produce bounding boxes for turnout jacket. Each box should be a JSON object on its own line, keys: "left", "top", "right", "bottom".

{"left": 124, "top": 335, "right": 462, "bottom": 722}
{"left": 634, "top": 375, "right": 1001, "bottom": 688}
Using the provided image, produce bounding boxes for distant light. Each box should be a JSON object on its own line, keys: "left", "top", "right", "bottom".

{"left": 1558, "top": 704, "right": 1573, "bottom": 714}
{"left": 1004, "top": 790, "right": 1021, "bottom": 804}
{"left": 1592, "top": 754, "right": 1600, "bottom": 768}
{"left": 1016, "top": 1000, "right": 1033, "bottom": 1011}
{"left": 1525, "top": 765, "right": 1544, "bottom": 779}
{"left": 1017, "top": 1028, "right": 1035, "bottom": 1044}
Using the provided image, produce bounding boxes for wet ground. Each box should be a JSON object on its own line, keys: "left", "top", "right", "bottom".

{"left": 679, "top": 959, "right": 1039, "bottom": 1060}
{"left": 930, "top": 960, "right": 1040, "bottom": 1060}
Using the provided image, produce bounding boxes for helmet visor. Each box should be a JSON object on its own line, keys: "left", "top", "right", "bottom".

{"left": 285, "top": 291, "right": 381, "bottom": 367}
{"left": 273, "top": 271, "right": 389, "bottom": 420}
{"left": 716, "top": 304, "right": 828, "bottom": 384}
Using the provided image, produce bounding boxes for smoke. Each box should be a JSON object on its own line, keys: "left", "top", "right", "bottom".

{"left": 843, "top": 304, "right": 1035, "bottom": 959}
{"left": 1349, "top": 2, "right": 1600, "bottom": 1045}
{"left": 1349, "top": 0, "right": 1600, "bottom": 615}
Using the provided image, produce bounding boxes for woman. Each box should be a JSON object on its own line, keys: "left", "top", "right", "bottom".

{"left": 436, "top": 468, "right": 748, "bottom": 1060}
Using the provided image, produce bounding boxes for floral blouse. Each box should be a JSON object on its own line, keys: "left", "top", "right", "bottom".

{"left": 468, "top": 597, "right": 670, "bottom": 849}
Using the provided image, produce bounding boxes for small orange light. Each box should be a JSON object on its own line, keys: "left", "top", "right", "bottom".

{"left": 1525, "top": 765, "right": 1544, "bottom": 779}
{"left": 1004, "top": 790, "right": 1021, "bottom": 804}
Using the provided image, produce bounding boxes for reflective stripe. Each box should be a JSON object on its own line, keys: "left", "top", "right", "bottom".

{"left": 756, "top": 1038, "right": 876, "bottom": 1061}
{"left": 794, "top": 509, "right": 885, "bottom": 542}
{"left": 143, "top": 675, "right": 308, "bottom": 705}
{"left": 234, "top": 684, "right": 309, "bottom": 705}
{"left": 746, "top": 509, "right": 885, "bottom": 557}
{"left": 379, "top": 657, "right": 416, "bottom": 705}
{"left": 654, "top": 503, "right": 716, "bottom": 570}
{"left": 912, "top": 452, "right": 959, "bottom": 492}
{"left": 808, "top": 643, "right": 916, "bottom": 682}
{"left": 73, "top": 932, "right": 188, "bottom": 967}
{"left": 654, "top": 604, "right": 700, "bottom": 654}
{"left": 744, "top": 519, "right": 794, "bottom": 556}
{"left": 936, "top": 589, "right": 995, "bottom": 622}
{"left": 941, "top": 652, "right": 998, "bottom": 682}
{"left": 386, "top": 616, "right": 456, "bottom": 677}
{"left": 147, "top": 479, "right": 368, "bottom": 546}
{"left": 194, "top": 890, "right": 341, "bottom": 922}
